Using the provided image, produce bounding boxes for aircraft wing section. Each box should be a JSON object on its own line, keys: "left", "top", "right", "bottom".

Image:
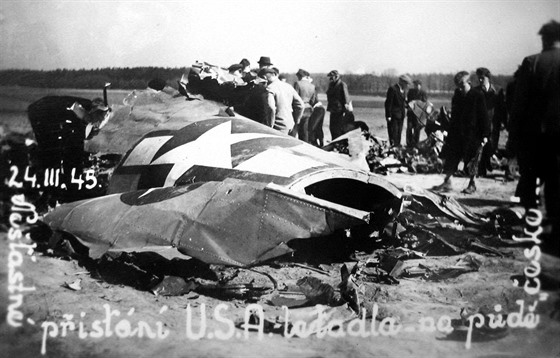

{"left": 44, "top": 178, "right": 369, "bottom": 267}
{"left": 85, "top": 89, "right": 221, "bottom": 154}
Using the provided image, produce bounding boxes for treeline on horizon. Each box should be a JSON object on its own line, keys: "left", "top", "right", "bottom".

{"left": 0, "top": 67, "right": 513, "bottom": 96}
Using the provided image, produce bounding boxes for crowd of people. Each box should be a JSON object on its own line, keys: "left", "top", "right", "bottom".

{"left": 203, "top": 20, "right": 559, "bottom": 254}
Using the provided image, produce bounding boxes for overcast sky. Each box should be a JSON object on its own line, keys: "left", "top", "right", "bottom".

{"left": 1, "top": 0, "right": 558, "bottom": 75}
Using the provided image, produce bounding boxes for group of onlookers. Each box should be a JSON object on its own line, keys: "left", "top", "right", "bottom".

{"left": 232, "top": 19, "right": 559, "bottom": 254}
{"left": 432, "top": 20, "right": 559, "bottom": 255}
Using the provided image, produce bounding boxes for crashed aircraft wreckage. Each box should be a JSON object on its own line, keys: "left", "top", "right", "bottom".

{"left": 41, "top": 80, "right": 403, "bottom": 267}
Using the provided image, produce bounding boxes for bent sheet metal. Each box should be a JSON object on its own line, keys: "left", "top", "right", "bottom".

{"left": 43, "top": 89, "right": 403, "bottom": 267}
{"left": 44, "top": 179, "right": 370, "bottom": 266}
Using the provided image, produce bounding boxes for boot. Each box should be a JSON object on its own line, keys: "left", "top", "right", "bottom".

{"left": 432, "top": 178, "right": 452, "bottom": 192}
{"left": 462, "top": 182, "right": 477, "bottom": 194}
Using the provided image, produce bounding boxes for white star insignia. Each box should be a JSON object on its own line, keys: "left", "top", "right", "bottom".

{"left": 150, "top": 120, "right": 279, "bottom": 186}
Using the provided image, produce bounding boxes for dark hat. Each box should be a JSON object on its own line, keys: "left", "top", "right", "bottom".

{"left": 413, "top": 79, "right": 422, "bottom": 85}
{"left": 240, "top": 58, "right": 250, "bottom": 68}
{"left": 257, "top": 56, "right": 273, "bottom": 66}
{"left": 258, "top": 67, "right": 276, "bottom": 77}
{"left": 538, "top": 20, "right": 560, "bottom": 42}
{"left": 475, "top": 67, "right": 491, "bottom": 78}
{"left": 327, "top": 70, "right": 339, "bottom": 77}
{"left": 228, "top": 63, "right": 243, "bottom": 72}
{"left": 398, "top": 74, "right": 413, "bottom": 85}
{"left": 296, "top": 68, "right": 307, "bottom": 78}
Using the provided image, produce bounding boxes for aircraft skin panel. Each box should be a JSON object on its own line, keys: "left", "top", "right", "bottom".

{"left": 85, "top": 91, "right": 222, "bottom": 154}
{"left": 45, "top": 179, "right": 369, "bottom": 266}
{"left": 41, "top": 90, "right": 405, "bottom": 267}
{"left": 107, "top": 116, "right": 382, "bottom": 195}
{"left": 233, "top": 148, "right": 327, "bottom": 178}
{"left": 122, "top": 136, "right": 174, "bottom": 166}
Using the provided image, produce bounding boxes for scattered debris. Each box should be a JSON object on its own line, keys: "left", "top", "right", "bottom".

{"left": 63, "top": 279, "right": 82, "bottom": 291}
{"left": 151, "top": 276, "right": 198, "bottom": 296}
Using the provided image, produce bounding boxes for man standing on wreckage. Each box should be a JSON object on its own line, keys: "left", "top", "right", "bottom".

{"left": 506, "top": 19, "right": 560, "bottom": 255}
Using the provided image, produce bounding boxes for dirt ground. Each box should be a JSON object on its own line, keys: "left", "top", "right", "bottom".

{"left": 1, "top": 87, "right": 560, "bottom": 357}
{"left": 1, "top": 171, "right": 559, "bottom": 358}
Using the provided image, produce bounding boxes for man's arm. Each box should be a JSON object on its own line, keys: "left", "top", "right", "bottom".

{"left": 292, "top": 90, "right": 304, "bottom": 124}
{"left": 506, "top": 57, "right": 532, "bottom": 156}
{"left": 293, "top": 81, "right": 301, "bottom": 95}
{"left": 385, "top": 86, "right": 394, "bottom": 120}
{"left": 342, "top": 82, "right": 351, "bottom": 110}
{"left": 309, "top": 88, "right": 319, "bottom": 107}
{"left": 266, "top": 90, "right": 276, "bottom": 128}
{"left": 477, "top": 91, "right": 491, "bottom": 140}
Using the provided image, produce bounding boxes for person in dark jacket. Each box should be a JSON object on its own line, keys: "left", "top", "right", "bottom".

{"left": 233, "top": 74, "right": 274, "bottom": 127}
{"left": 507, "top": 20, "right": 560, "bottom": 255}
{"left": 474, "top": 67, "right": 506, "bottom": 176}
{"left": 433, "top": 71, "right": 490, "bottom": 194}
{"left": 385, "top": 74, "right": 412, "bottom": 147}
{"left": 406, "top": 79, "right": 428, "bottom": 148}
{"left": 326, "top": 70, "right": 351, "bottom": 140}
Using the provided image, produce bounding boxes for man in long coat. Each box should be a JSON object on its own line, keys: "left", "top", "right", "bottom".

{"left": 326, "top": 70, "right": 351, "bottom": 140}
{"left": 385, "top": 74, "right": 412, "bottom": 147}
{"left": 434, "top": 71, "right": 490, "bottom": 194}
{"left": 507, "top": 20, "right": 560, "bottom": 255}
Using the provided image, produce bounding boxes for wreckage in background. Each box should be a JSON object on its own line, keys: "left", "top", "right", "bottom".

{"left": 42, "top": 76, "right": 403, "bottom": 267}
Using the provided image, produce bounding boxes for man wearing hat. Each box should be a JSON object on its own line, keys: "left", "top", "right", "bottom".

{"left": 434, "top": 71, "right": 490, "bottom": 194}
{"left": 384, "top": 74, "right": 412, "bottom": 147}
{"left": 257, "top": 56, "right": 273, "bottom": 69}
{"left": 326, "top": 70, "right": 351, "bottom": 140}
{"left": 258, "top": 67, "right": 304, "bottom": 135}
{"left": 406, "top": 79, "right": 428, "bottom": 148}
{"left": 294, "top": 69, "right": 319, "bottom": 142}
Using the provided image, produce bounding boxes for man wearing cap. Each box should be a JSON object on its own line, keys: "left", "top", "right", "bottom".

{"left": 406, "top": 79, "right": 428, "bottom": 148}
{"left": 294, "top": 69, "right": 319, "bottom": 142}
{"left": 474, "top": 67, "right": 506, "bottom": 177}
{"left": 259, "top": 68, "right": 304, "bottom": 135}
{"left": 434, "top": 71, "right": 490, "bottom": 194}
{"left": 326, "top": 70, "right": 351, "bottom": 140}
{"left": 385, "top": 74, "right": 412, "bottom": 147}
{"left": 240, "top": 58, "right": 251, "bottom": 73}
{"left": 257, "top": 56, "right": 273, "bottom": 69}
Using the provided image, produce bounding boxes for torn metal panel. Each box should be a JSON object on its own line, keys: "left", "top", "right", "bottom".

{"left": 44, "top": 178, "right": 370, "bottom": 267}
{"left": 85, "top": 90, "right": 222, "bottom": 154}
{"left": 43, "top": 89, "right": 403, "bottom": 267}
{"left": 403, "top": 185, "right": 487, "bottom": 225}
{"left": 103, "top": 111, "right": 402, "bottom": 230}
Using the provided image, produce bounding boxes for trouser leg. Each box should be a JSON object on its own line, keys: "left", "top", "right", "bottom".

{"left": 394, "top": 118, "right": 404, "bottom": 146}
{"left": 330, "top": 112, "right": 344, "bottom": 140}
{"left": 298, "top": 115, "right": 310, "bottom": 143}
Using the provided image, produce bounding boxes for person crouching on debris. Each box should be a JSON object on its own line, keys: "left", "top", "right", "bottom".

{"left": 432, "top": 71, "right": 490, "bottom": 194}
{"left": 70, "top": 97, "right": 111, "bottom": 139}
